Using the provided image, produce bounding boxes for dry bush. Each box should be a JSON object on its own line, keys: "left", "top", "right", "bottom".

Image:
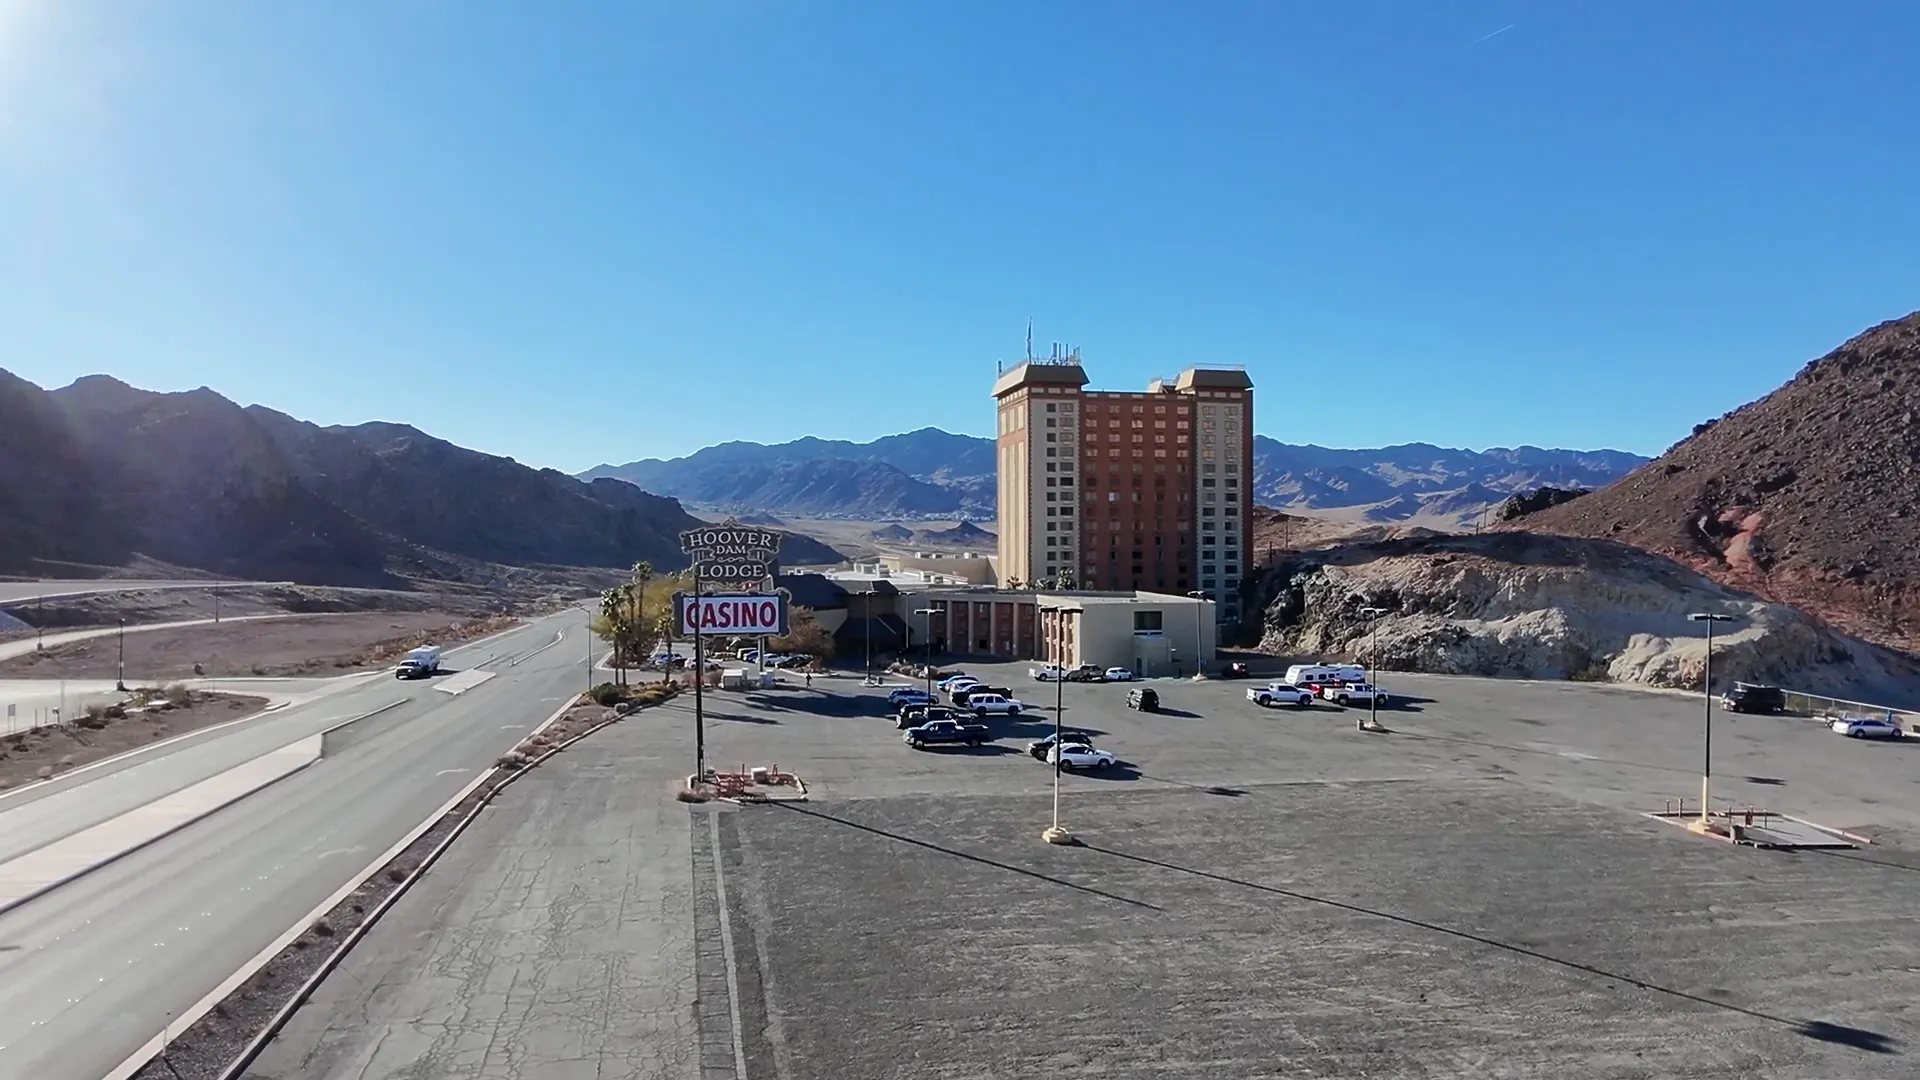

{"left": 35, "top": 766, "right": 53, "bottom": 779}
{"left": 163, "top": 683, "right": 192, "bottom": 707}
{"left": 56, "top": 754, "right": 74, "bottom": 768}
{"left": 675, "top": 787, "right": 711, "bottom": 803}
{"left": 77, "top": 704, "right": 110, "bottom": 729}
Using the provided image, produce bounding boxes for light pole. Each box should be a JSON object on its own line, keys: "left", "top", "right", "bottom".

{"left": 116, "top": 617, "right": 126, "bottom": 692}
{"left": 1184, "top": 590, "right": 1208, "bottom": 679}
{"left": 1357, "top": 606, "right": 1387, "bottom": 731}
{"left": 1037, "top": 604, "right": 1077, "bottom": 845}
{"left": 914, "top": 607, "right": 937, "bottom": 698}
{"left": 858, "top": 589, "right": 876, "bottom": 684}
{"left": 1688, "top": 612, "right": 1736, "bottom": 829}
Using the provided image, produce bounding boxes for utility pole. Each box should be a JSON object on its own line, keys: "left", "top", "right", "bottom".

{"left": 1688, "top": 612, "right": 1736, "bottom": 829}
{"left": 116, "top": 617, "right": 126, "bottom": 692}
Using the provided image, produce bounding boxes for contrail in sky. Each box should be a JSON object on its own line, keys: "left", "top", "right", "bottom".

{"left": 1467, "top": 24, "right": 1515, "bottom": 47}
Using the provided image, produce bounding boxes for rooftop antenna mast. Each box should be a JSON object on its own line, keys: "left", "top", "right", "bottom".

{"left": 1026, "top": 319, "right": 1034, "bottom": 363}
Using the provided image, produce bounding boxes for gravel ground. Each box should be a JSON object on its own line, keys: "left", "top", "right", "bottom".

{"left": 0, "top": 612, "right": 518, "bottom": 681}
{"left": 0, "top": 692, "right": 267, "bottom": 790}
{"left": 127, "top": 694, "right": 672, "bottom": 1080}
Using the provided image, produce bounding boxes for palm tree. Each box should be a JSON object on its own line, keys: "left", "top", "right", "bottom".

{"left": 630, "top": 561, "right": 654, "bottom": 687}
{"left": 598, "top": 585, "right": 630, "bottom": 687}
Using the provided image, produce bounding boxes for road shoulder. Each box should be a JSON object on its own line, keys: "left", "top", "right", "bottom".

{"left": 243, "top": 728, "right": 702, "bottom": 1080}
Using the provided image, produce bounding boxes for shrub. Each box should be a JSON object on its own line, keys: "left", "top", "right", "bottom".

{"left": 77, "top": 705, "right": 110, "bottom": 729}
{"left": 675, "top": 787, "right": 710, "bottom": 803}
{"left": 163, "top": 683, "right": 192, "bottom": 707}
{"left": 105, "top": 703, "right": 126, "bottom": 719}
{"left": 35, "top": 766, "right": 53, "bottom": 779}
{"left": 589, "top": 682, "right": 623, "bottom": 707}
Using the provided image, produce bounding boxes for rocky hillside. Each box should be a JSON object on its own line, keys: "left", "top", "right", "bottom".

{"left": 1242, "top": 531, "right": 1917, "bottom": 703}
{"left": 1513, "top": 311, "right": 1920, "bottom": 652}
{"left": 584, "top": 429, "right": 1645, "bottom": 525}
{"left": 0, "top": 373, "right": 841, "bottom": 586}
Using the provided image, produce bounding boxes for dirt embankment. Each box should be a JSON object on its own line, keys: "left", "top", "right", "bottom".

{"left": 1242, "top": 531, "right": 1920, "bottom": 705}
{"left": 0, "top": 612, "right": 521, "bottom": 681}
{"left": 0, "top": 689, "right": 267, "bottom": 790}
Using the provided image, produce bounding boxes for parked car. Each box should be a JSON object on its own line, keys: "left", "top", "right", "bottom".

{"left": 953, "top": 684, "right": 1012, "bottom": 706}
{"left": 1721, "top": 683, "right": 1787, "bottom": 714}
{"left": 1104, "top": 667, "right": 1135, "bottom": 682}
{"left": 964, "top": 693, "right": 1024, "bottom": 717}
{"left": 1066, "top": 665, "right": 1106, "bottom": 682}
{"left": 903, "top": 718, "right": 994, "bottom": 748}
{"left": 1831, "top": 715, "right": 1903, "bottom": 739}
{"left": 943, "top": 677, "right": 983, "bottom": 697}
{"left": 1048, "top": 743, "right": 1119, "bottom": 770}
{"left": 898, "top": 704, "right": 963, "bottom": 730}
{"left": 1246, "top": 683, "right": 1314, "bottom": 708}
{"left": 1125, "top": 687, "right": 1159, "bottom": 712}
{"left": 1321, "top": 682, "right": 1389, "bottom": 707}
{"left": 889, "top": 688, "right": 935, "bottom": 706}
{"left": 1028, "top": 730, "right": 1101, "bottom": 760}
{"left": 1029, "top": 664, "right": 1069, "bottom": 681}
{"left": 938, "top": 673, "right": 976, "bottom": 690}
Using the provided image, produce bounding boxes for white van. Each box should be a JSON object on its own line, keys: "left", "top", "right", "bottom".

{"left": 1283, "top": 663, "right": 1366, "bottom": 687}
{"left": 396, "top": 645, "right": 442, "bottom": 679}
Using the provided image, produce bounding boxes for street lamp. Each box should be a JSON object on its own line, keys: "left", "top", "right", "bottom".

{"left": 116, "top": 617, "right": 126, "bottom": 692}
{"left": 1357, "top": 606, "right": 1387, "bottom": 732}
{"left": 858, "top": 589, "right": 876, "bottom": 685}
{"left": 914, "top": 607, "right": 938, "bottom": 698}
{"left": 1037, "top": 603, "right": 1079, "bottom": 845}
{"left": 1184, "top": 590, "right": 1208, "bottom": 678}
{"left": 1688, "top": 612, "right": 1737, "bottom": 830}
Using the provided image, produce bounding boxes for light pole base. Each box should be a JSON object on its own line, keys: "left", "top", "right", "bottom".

{"left": 1042, "top": 825, "right": 1074, "bottom": 845}
{"left": 1687, "top": 817, "right": 1726, "bottom": 837}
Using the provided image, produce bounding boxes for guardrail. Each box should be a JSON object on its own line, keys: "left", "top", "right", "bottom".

{"left": 1779, "top": 687, "right": 1913, "bottom": 728}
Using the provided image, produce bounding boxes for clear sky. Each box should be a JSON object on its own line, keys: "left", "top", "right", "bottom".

{"left": 3, "top": 1, "right": 1916, "bottom": 471}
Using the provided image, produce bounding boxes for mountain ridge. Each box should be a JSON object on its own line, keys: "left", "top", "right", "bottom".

{"left": 585, "top": 430, "right": 1648, "bottom": 525}
{"left": 0, "top": 372, "right": 842, "bottom": 588}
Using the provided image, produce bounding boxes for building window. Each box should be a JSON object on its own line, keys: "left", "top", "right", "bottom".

{"left": 1046, "top": 403, "right": 1056, "bottom": 412}
{"left": 1046, "top": 434, "right": 1056, "bottom": 442}
{"left": 1225, "top": 564, "right": 1239, "bottom": 574}
{"left": 1046, "top": 492, "right": 1056, "bottom": 502}
{"left": 1203, "top": 579, "right": 1217, "bottom": 589}
{"left": 1133, "top": 610, "right": 1163, "bottom": 632}
{"left": 1060, "top": 506, "right": 1073, "bottom": 516}
{"left": 1046, "top": 463, "right": 1057, "bottom": 472}
{"left": 1202, "top": 508, "right": 1216, "bottom": 517}
{"left": 1046, "top": 522, "right": 1057, "bottom": 531}
{"left": 1046, "top": 448, "right": 1056, "bottom": 457}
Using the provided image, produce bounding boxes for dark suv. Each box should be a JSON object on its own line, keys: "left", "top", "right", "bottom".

{"left": 1720, "top": 683, "right": 1786, "bottom": 714}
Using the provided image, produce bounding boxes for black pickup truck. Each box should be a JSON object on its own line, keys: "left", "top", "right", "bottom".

{"left": 902, "top": 718, "right": 995, "bottom": 749}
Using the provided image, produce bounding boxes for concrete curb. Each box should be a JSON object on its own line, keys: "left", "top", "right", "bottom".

{"left": 0, "top": 742, "right": 320, "bottom": 918}
{"left": 98, "top": 691, "right": 587, "bottom": 1080}
{"left": 206, "top": 692, "right": 670, "bottom": 1080}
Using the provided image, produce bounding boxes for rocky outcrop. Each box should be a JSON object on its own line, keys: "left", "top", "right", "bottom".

{"left": 1243, "top": 531, "right": 1918, "bottom": 704}
{"left": 1496, "top": 486, "right": 1589, "bottom": 521}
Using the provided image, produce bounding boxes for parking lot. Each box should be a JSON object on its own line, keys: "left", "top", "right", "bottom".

{"left": 253, "top": 664, "right": 1920, "bottom": 1079}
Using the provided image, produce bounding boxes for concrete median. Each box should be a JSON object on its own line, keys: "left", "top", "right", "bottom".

{"left": 0, "top": 734, "right": 322, "bottom": 916}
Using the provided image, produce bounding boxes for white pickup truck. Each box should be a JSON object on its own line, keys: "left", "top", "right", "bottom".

{"left": 1029, "top": 664, "right": 1069, "bottom": 682}
{"left": 1246, "top": 682, "right": 1314, "bottom": 708}
{"left": 1321, "top": 681, "right": 1388, "bottom": 707}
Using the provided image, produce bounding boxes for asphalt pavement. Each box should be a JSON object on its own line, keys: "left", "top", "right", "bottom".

{"left": 0, "top": 611, "right": 597, "bottom": 1080}
{"left": 242, "top": 663, "right": 1920, "bottom": 1078}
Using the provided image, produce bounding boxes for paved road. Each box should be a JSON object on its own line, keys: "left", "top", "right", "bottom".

{"left": 0, "top": 580, "right": 266, "bottom": 607}
{"left": 0, "top": 611, "right": 596, "bottom": 1080}
{"left": 247, "top": 666, "right": 1920, "bottom": 1079}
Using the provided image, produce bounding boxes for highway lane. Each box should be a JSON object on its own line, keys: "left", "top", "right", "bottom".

{"left": 0, "top": 615, "right": 568, "bottom": 814}
{"left": 0, "top": 609, "right": 602, "bottom": 1080}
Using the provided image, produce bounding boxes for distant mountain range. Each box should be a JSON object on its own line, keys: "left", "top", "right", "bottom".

{"left": 585, "top": 431, "right": 1647, "bottom": 527}
{"left": 0, "top": 372, "right": 841, "bottom": 589}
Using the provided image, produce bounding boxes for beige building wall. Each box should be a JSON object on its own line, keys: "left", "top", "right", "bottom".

{"left": 1036, "top": 591, "right": 1217, "bottom": 677}
{"left": 992, "top": 361, "right": 1088, "bottom": 587}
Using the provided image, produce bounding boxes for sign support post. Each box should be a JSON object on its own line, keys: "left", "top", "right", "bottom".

{"left": 692, "top": 560, "right": 706, "bottom": 784}
{"left": 678, "top": 520, "right": 788, "bottom": 788}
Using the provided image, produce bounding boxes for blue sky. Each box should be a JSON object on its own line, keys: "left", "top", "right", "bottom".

{"left": 3, "top": 1, "right": 1916, "bottom": 471}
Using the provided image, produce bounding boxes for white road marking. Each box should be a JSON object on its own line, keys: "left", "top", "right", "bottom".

{"left": 315, "top": 847, "right": 367, "bottom": 860}
{"left": 434, "top": 768, "right": 469, "bottom": 777}
{"left": 708, "top": 813, "right": 750, "bottom": 1080}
